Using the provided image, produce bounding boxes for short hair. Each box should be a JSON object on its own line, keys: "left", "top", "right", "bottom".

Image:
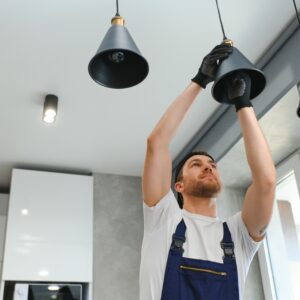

{"left": 174, "top": 150, "right": 215, "bottom": 208}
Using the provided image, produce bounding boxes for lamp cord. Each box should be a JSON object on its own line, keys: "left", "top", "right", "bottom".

{"left": 116, "top": 0, "right": 120, "bottom": 16}
{"left": 215, "top": 0, "right": 300, "bottom": 39}
{"left": 293, "top": 0, "right": 300, "bottom": 26}
{"left": 215, "top": 0, "right": 227, "bottom": 40}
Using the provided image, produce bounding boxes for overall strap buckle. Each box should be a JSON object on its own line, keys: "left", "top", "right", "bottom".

{"left": 171, "top": 234, "right": 186, "bottom": 253}
{"left": 220, "top": 241, "right": 235, "bottom": 259}
{"left": 221, "top": 222, "right": 236, "bottom": 260}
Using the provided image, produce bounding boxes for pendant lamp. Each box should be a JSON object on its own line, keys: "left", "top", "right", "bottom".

{"left": 88, "top": 0, "right": 149, "bottom": 89}
{"left": 211, "top": 0, "right": 266, "bottom": 104}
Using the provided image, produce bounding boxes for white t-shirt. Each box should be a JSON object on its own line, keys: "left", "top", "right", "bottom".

{"left": 139, "top": 189, "right": 262, "bottom": 300}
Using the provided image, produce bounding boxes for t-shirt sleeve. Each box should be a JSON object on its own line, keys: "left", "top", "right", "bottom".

{"left": 143, "top": 189, "right": 181, "bottom": 233}
{"left": 227, "top": 211, "right": 262, "bottom": 272}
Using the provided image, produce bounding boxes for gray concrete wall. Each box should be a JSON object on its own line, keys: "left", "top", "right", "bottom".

{"left": 0, "top": 194, "right": 9, "bottom": 281}
{"left": 93, "top": 173, "right": 264, "bottom": 300}
{"left": 0, "top": 194, "right": 8, "bottom": 216}
{"left": 218, "top": 186, "right": 264, "bottom": 300}
{"left": 93, "top": 173, "right": 143, "bottom": 300}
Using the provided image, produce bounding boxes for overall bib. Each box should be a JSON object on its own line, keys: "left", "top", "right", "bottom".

{"left": 160, "top": 219, "right": 239, "bottom": 300}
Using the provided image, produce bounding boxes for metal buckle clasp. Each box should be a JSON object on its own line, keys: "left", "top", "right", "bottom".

{"left": 171, "top": 234, "right": 186, "bottom": 252}
{"left": 220, "top": 241, "right": 235, "bottom": 259}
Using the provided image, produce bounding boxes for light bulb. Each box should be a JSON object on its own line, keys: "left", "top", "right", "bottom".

{"left": 45, "top": 108, "right": 56, "bottom": 117}
{"left": 108, "top": 51, "right": 125, "bottom": 63}
{"left": 43, "top": 95, "right": 58, "bottom": 123}
{"left": 43, "top": 115, "right": 55, "bottom": 124}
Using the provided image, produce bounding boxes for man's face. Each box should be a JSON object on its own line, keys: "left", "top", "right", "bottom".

{"left": 176, "top": 155, "right": 222, "bottom": 198}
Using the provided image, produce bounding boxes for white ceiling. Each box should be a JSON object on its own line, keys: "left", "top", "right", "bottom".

{"left": 0, "top": 0, "right": 298, "bottom": 189}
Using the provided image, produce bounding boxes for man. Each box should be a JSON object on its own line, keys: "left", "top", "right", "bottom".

{"left": 140, "top": 44, "right": 276, "bottom": 300}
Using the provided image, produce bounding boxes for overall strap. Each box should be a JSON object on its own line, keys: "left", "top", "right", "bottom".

{"left": 170, "top": 219, "right": 186, "bottom": 254}
{"left": 220, "top": 222, "right": 236, "bottom": 261}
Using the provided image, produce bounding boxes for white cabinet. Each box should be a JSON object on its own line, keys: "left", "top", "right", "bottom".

{"left": 1, "top": 169, "right": 93, "bottom": 282}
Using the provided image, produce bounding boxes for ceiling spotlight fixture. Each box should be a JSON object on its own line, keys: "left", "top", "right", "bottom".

{"left": 43, "top": 94, "right": 58, "bottom": 124}
{"left": 88, "top": 0, "right": 149, "bottom": 89}
{"left": 211, "top": 0, "right": 266, "bottom": 104}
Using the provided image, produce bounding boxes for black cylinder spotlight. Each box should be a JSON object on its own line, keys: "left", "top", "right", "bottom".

{"left": 88, "top": 11, "right": 149, "bottom": 89}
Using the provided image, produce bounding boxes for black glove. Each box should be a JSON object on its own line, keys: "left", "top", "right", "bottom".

{"left": 226, "top": 71, "right": 252, "bottom": 112}
{"left": 192, "top": 44, "right": 233, "bottom": 88}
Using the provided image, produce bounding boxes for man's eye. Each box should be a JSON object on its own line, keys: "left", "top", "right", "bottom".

{"left": 212, "top": 164, "right": 217, "bottom": 168}
{"left": 192, "top": 163, "right": 200, "bottom": 167}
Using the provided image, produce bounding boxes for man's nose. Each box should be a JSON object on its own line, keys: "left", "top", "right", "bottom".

{"left": 204, "top": 165, "right": 212, "bottom": 172}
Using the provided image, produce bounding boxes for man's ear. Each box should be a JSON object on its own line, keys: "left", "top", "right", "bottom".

{"left": 175, "top": 181, "right": 184, "bottom": 193}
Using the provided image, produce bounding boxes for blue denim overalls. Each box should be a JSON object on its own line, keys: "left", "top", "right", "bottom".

{"left": 160, "top": 219, "right": 239, "bottom": 299}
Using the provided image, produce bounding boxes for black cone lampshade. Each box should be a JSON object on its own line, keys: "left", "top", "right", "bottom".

{"left": 211, "top": 0, "right": 266, "bottom": 104}
{"left": 212, "top": 44, "right": 266, "bottom": 104}
{"left": 88, "top": 16, "right": 149, "bottom": 89}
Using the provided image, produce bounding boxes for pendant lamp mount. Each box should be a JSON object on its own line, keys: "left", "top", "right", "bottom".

{"left": 112, "top": 1, "right": 125, "bottom": 25}
{"left": 222, "top": 38, "right": 233, "bottom": 47}
{"left": 111, "top": 16, "right": 125, "bottom": 26}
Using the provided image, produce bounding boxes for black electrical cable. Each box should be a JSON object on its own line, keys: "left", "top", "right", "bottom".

{"left": 293, "top": 0, "right": 300, "bottom": 26}
{"left": 215, "top": 0, "right": 227, "bottom": 40}
{"left": 116, "top": 0, "right": 120, "bottom": 16}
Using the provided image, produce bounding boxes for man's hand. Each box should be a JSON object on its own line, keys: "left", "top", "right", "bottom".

{"left": 226, "top": 71, "right": 252, "bottom": 111}
{"left": 192, "top": 44, "right": 233, "bottom": 88}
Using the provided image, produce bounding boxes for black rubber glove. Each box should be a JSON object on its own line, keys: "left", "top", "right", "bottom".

{"left": 192, "top": 44, "right": 233, "bottom": 88}
{"left": 226, "top": 71, "right": 252, "bottom": 112}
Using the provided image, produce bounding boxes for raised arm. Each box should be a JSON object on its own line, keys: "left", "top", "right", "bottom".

{"left": 143, "top": 83, "right": 202, "bottom": 207}
{"left": 227, "top": 71, "right": 276, "bottom": 241}
{"left": 239, "top": 107, "right": 276, "bottom": 241}
{"left": 142, "top": 44, "right": 233, "bottom": 207}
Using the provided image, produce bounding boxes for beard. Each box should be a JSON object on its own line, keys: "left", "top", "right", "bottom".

{"left": 184, "top": 176, "right": 222, "bottom": 198}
